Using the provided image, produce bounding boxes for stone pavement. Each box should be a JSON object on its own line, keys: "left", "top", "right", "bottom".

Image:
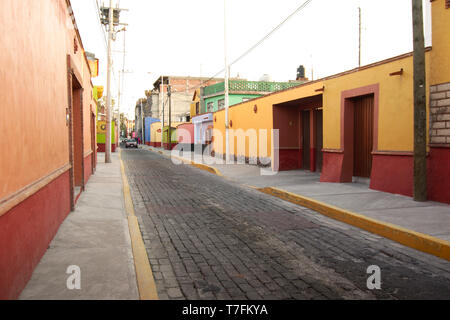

{"left": 20, "top": 152, "right": 139, "bottom": 300}
{"left": 143, "top": 146, "right": 450, "bottom": 242}
{"left": 124, "top": 147, "right": 450, "bottom": 300}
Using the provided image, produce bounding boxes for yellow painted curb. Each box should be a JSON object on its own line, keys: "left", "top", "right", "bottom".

{"left": 127, "top": 215, "right": 159, "bottom": 300}
{"left": 147, "top": 147, "right": 223, "bottom": 177}
{"left": 258, "top": 186, "right": 450, "bottom": 262}
{"left": 119, "top": 150, "right": 159, "bottom": 300}
{"left": 189, "top": 161, "right": 223, "bottom": 177}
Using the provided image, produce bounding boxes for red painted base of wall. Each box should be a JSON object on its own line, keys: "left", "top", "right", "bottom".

{"left": 278, "top": 149, "right": 301, "bottom": 171}
{"left": 428, "top": 147, "right": 450, "bottom": 204}
{"left": 320, "top": 152, "right": 345, "bottom": 182}
{"left": 321, "top": 149, "right": 449, "bottom": 203}
{"left": 151, "top": 142, "right": 161, "bottom": 148}
{"left": 97, "top": 143, "right": 116, "bottom": 153}
{"left": 370, "top": 154, "right": 413, "bottom": 197}
{"left": 163, "top": 143, "right": 178, "bottom": 150}
{"left": 146, "top": 142, "right": 151, "bottom": 146}
{"left": 0, "top": 171, "right": 71, "bottom": 299}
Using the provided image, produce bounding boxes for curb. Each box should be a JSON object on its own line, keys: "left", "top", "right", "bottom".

{"left": 119, "top": 150, "right": 159, "bottom": 300}
{"left": 176, "top": 157, "right": 223, "bottom": 177}
{"left": 258, "top": 186, "right": 450, "bottom": 261}
{"left": 146, "top": 147, "right": 223, "bottom": 177}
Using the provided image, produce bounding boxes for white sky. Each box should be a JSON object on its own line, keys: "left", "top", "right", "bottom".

{"left": 71, "top": 0, "right": 432, "bottom": 119}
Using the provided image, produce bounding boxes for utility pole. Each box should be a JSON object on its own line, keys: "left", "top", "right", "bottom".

{"left": 224, "top": 0, "right": 230, "bottom": 162}
{"left": 141, "top": 100, "right": 144, "bottom": 145}
{"left": 168, "top": 85, "right": 172, "bottom": 150}
{"left": 358, "top": 7, "right": 362, "bottom": 67}
{"left": 105, "top": 0, "right": 113, "bottom": 163}
{"left": 100, "top": 2, "right": 127, "bottom": 159}
{"left": 161, "top": 76, "right": 165, "bottom": 141}
{"left": 412, "top": 0, "right": 427, "bottom": 201}
{"left": 117, "top": 29, "right": 126, "bottom": 130}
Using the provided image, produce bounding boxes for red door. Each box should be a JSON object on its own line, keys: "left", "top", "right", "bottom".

{"left": 315, "top": 109, "right": 323, "bottom": 172}
{"left": 302, "top": 110, "right": 310, "bottom": 170}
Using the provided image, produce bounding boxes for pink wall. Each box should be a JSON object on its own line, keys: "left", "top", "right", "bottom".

{"left": 177, "top": 123, "right": 194, "bottom": 144}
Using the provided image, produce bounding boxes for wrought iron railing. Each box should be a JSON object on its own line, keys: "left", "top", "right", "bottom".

{"left": 203, "top": 80, "right": 300, "bottom": 96}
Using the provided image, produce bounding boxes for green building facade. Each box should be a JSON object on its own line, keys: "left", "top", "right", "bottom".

{"left": 201, "top": 80, "right": 302, "bottom": 113}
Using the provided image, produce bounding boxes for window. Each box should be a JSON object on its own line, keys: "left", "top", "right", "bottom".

{"left": 195, "top": 102, "right": 199, "bottom": 115}
{"left": 218, "top": 99, "right": 225, "bottom": 110}
{"left": 207, "top": 101, "right": 214, "bottom": 112}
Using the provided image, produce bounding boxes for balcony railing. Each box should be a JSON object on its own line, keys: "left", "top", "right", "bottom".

{"left": 203, "top": 80, "right": 300, "bottom": 96}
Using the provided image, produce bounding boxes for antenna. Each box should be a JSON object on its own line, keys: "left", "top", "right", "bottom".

{"left": 358, "top": 7, "right": 362, "bottom": 67}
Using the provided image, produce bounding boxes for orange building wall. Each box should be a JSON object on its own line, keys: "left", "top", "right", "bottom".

{"left": 0, "top": 0, "right": 94, "bottom": 201}
{"left": 0, "top": 0, "right": 95, "bottom": 299}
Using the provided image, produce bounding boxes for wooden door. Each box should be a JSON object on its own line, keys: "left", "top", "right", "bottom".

{"left": 91, "top": 112, "right": 96, "bottom": 173}
{"left": 302, "top": 110, "right": 310, "bottom": 170}
{"left": 315, "top": 109, "right": 323, "bottom": 172}
{"left": 353, "top": 94, "right": 374, "bottom": 178}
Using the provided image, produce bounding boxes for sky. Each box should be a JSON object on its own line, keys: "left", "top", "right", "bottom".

{"left": 71, "top": 0, "right": 432, "bottom": 119}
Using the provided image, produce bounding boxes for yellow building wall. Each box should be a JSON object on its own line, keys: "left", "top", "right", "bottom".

{"left": 213, "top": 2, "right": 450, "bottom": 159}
{"left": 151, "top": 122, "right": 162, "bottom": 143}
{"left": 213, "top": 52, "right": 433, "bottom": 158}
{"left": 323, "top": 52, "right": 431, "bottom": 152}
{"left": 213, "top": 83, "right": 321, "bottom": 159}
{"left": 190, "top": 89, "right": 201, "bottom": 117}
{"left": 430, "top": 0, "right": 450, "bottom": 85}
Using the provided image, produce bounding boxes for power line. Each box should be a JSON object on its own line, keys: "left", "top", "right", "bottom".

{"left": 94, "top": 0, "right": 121, "bottom": 95}
{"left": 182, "top": 0, "right": 314, "bottom": 93}
{"left": 93, "top": 0, "right": 108, "bottom": 51}
{"left": 230, "top": 0, "right": 313, "bottom": 67}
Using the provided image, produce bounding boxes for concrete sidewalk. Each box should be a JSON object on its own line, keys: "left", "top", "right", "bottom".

{"left": 20, "top": 152, "right": 139, "bottom": 300}
{"left": 144, "top": 145, "right": 450, "bottom": 243}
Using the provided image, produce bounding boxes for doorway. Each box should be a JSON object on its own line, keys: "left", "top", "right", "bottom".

{"left": 352, "top": 94, "right": 374, "bottom": 178}
{"left": 301, "top": 109, "right": 323, "bottom": 172}
{"left": 301, "top": 110, "right": 310, "bottom": 170}
{"left": 91, "top": 111, "right": 96, "bottom": 174}
{"left": 315, "top": 109, "right": 323, "bottom": 172}
{"left": 67, "top": 58, "right": 85, "bottom": 210}
{"left": 72, "top": 86, "right": 84, "bottom": 188}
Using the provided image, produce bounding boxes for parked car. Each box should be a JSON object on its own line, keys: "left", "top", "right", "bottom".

{"left": 125, "top": 139, "right": 138, "bottom": 148}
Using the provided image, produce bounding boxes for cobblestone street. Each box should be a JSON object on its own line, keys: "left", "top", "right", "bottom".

{"left": 122, "top": 148, "right": 450, "bottom": 300}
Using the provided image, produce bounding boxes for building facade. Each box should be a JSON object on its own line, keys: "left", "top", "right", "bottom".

{"left": 151, "top": 76, "right": 223, "bottom": 122}
{"left": 201, "top": 80, "right": 304, "bottom": 114}
{"left": 0, "top": 0, "right": 97, "bottom": 299}
{"left": 212, "top": 0, "right": 450, "bottom": 204}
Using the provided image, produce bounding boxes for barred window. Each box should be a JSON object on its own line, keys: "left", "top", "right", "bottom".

{"left": 207, "top": 101, "right": 214, "bottom": 112}
{"left": 218, "top": 99, "right": 225, "bottom": 110}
